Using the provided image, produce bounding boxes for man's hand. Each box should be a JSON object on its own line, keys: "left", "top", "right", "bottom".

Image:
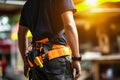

{"left": 71, "top": 61, "right": 81, "bottom": 80}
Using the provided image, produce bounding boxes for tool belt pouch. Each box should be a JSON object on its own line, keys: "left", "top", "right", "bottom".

{"left": 26, "top": 41, "right": 71, "bottom": 68}
{"left": 26, "top": 47, "right": 43, "bottom": 68}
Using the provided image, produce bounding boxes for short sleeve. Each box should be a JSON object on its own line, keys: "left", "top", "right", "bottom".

{"left": 58, "top": 0, "right": 76, "bottom": 14}
{"left": 19, "top": 4, "right": 28, "bottom": 27}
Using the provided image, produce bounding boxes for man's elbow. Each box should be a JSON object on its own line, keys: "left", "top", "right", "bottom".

{"left": 64, "top": 23, "right": 76, "bottom": 31}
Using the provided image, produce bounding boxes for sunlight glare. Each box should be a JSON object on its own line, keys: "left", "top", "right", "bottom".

{"left": 85, "top": 0, "right": 98, "bottom": 6}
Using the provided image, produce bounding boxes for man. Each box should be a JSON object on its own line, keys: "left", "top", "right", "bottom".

{"left": 18, "top": 0, "right": 81, "bottom": 80}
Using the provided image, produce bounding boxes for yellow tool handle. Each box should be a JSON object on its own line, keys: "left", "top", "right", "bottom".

{"left": 26, "top": 67, "right": 30, "bottom": 79}
{"left": 35, "top": 57, "right": 43, "bottom": 68}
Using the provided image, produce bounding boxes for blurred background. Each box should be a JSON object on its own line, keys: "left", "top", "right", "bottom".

{"left": 0, "top": 0, "right": 120, "bottom": 80}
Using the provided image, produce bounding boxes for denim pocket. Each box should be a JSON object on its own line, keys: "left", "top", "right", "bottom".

{"left": 44, "top": 57, "right": 66, "bottom": 75}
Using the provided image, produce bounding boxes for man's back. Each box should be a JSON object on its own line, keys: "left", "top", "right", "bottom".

{"left": 20, "top": 0, "right": 76, "bottom": 43}
{"left": 18, "top": 0, "right": 81, "bottom": 80}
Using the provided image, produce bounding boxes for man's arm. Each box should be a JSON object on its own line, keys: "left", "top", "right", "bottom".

{"left": 18, "top": 25, "right": 29, "bottom": 76}
{"left": 61, "top": 11, "right": 80, "bottom": 58}
{"left": 61, "top": 11, "right": 81, "bottom": 80}
{"left": 18, "top": 25, "right": 28, "bottom": 62}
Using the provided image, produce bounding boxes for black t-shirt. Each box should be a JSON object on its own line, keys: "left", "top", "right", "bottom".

{"left": 19, "top": 0, "right": 76, "bottom": 45}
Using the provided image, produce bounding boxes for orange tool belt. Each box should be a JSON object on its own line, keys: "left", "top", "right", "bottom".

{"left": 27, "top": 38, "right": 72, "bottom": 67}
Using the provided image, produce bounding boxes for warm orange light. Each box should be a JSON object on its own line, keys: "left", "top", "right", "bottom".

{"left": 85, "top": 0, "right": 98, "bottom": 6}
{"left": 84, "top": 22, "right": 91, "bottom": 31}
{"left": 75, "top": 0, "right": 120, "bottom": 12}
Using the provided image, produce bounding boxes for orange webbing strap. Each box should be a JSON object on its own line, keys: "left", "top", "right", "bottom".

{"left": 28, "top": 60, "right": 34, "bottom": 67}
{"left": 52, "top": 44, "right": 66, "bottom": 49}
{"left": 36, "top": 38, "right": 49, "bottom": 43}
{"left": 52, "top": 45, "right": 72, "bottom": 58}
{"left": 48, "top": 46, "right": 72, "bottom": 60}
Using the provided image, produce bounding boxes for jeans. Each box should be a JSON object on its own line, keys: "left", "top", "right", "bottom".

{"left": 29, "top": 56, "right": 73, "bottom": 80}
